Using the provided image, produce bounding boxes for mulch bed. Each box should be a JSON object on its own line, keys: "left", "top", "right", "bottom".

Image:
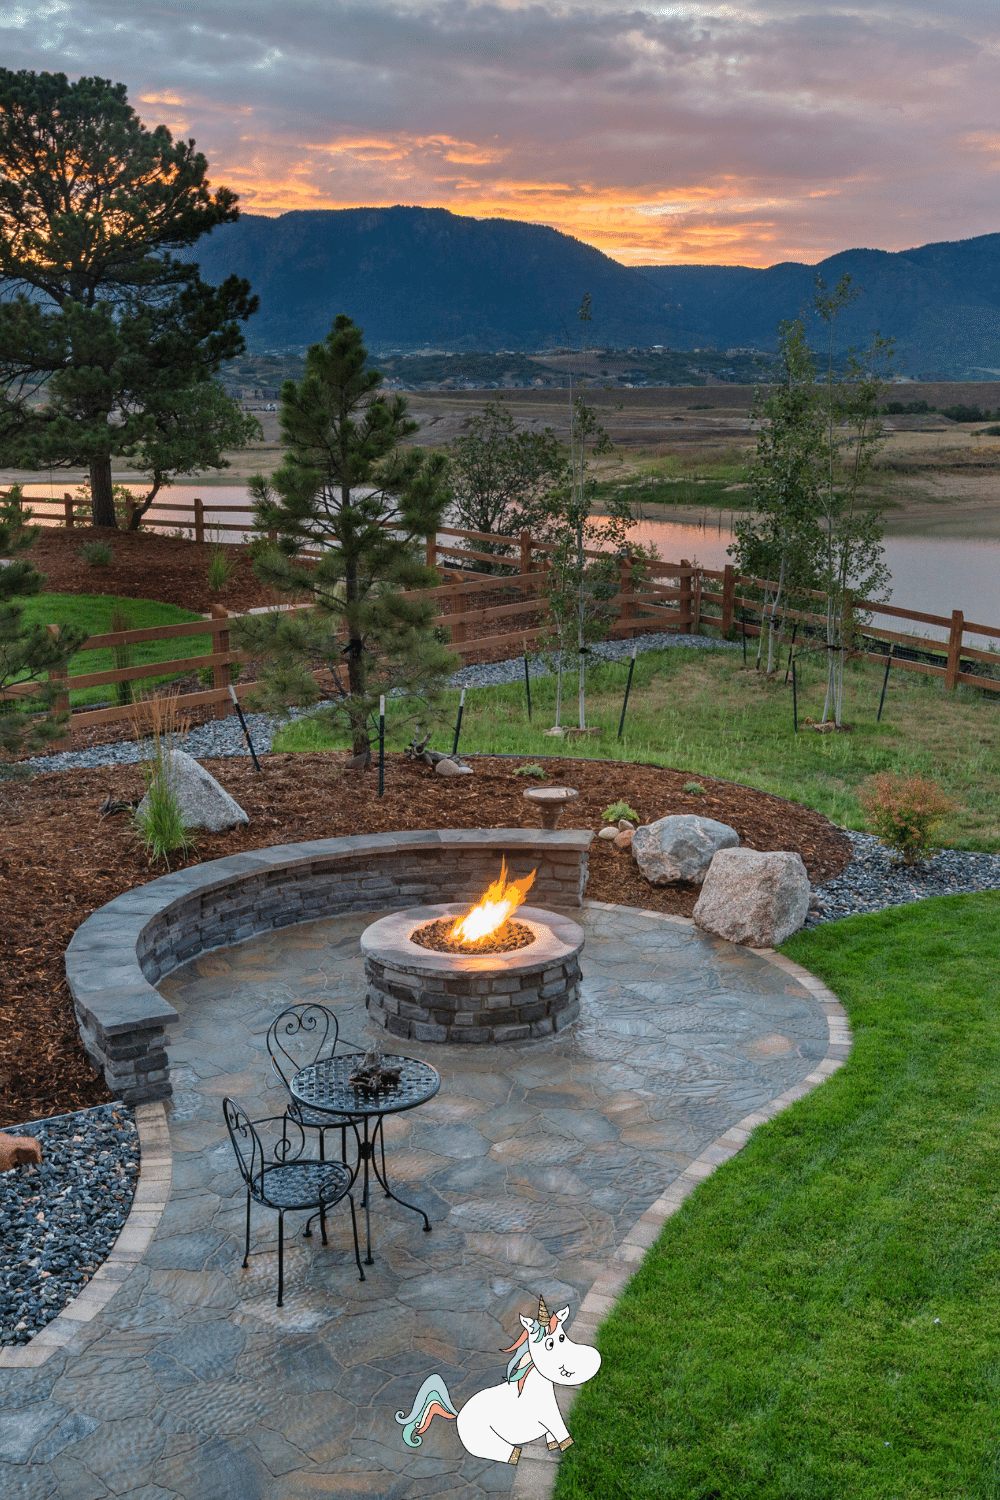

{"left": 0, "top": 753, "right": 851, "bottom": 1127}
{"left": 28, "top": 524, "right": 298, "bottom": 615}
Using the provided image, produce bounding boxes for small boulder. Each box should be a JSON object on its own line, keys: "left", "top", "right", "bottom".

{"left": 597, "top": 826, "right": 618, "bottom": 841}
{"left": 632, "top": 814, "right": 739, "bottom": 885}
{"left": 618, "top": 818, "right": 635, "bottom": 831}
{"left": 0, "top": 1133, "right": 42, "bottom": 1171}
{"left": 435, "top": 757, "right": 473, "bottom": 776}
{"left": 137, "top": 749, "right": 249, "bottom": 832}
{"left": 693, "top": 849, "right": 810, "bottom": 947}
{"left": 613, "top": 829, "right": 634, "bottom": 851}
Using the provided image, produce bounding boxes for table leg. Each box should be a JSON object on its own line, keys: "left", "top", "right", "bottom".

{"left": 369, "top": 1116, "right": 432, "bottom": 1234}
{"left": 359, "top": 1118, "right": 374, "bottom": 1265}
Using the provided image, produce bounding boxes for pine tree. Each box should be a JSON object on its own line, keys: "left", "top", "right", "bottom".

{"left": 0, "top": 488, "right": 87, "bottom": 762}
{"left": 234, "top": 316, "right": 455, "bottom": 762}
{"left": 0, "top": 70, "right": 258, "bottom": 527}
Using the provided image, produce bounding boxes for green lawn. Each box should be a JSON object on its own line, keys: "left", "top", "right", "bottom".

{"left": 19, "top": 593, "right": 211, "bottom": 706}
{"left": 554, "top": 893, "right": 1000, "bottom": 1500}
{"left": 271, "top": 645, "right": 1000, "bottom": 850}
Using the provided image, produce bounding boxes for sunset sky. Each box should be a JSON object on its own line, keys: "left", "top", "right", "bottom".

{"left": 4, "top": 1, "right": 999, "bottom": 266}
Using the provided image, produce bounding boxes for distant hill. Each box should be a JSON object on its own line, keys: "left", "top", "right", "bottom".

{"left": 192, "top": 207, "right": 1000, "bottom": 376}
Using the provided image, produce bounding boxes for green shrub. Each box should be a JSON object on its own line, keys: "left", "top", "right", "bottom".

{"left": 207, "top": 545, "right": 235, "bottom": 591}
{"left": 977, "top": 424, "right": 1000, "bottom": 437}
{"left": 881, "top": 399, "right": 932, "bottom": 415}
{"left": 940, "top": 403, "right": 997, "bottom": 423}
{"left": 683, "top": 780, "right": 706, "bottom": 795}
{"left": 513, "top": 762, "right": 546, "bottom": 777}
{"left": 79, "top": 540, "right": 114, "bottom": 567}
{"left": 859, "top": 771, "right": 954, "bottom": 864}
{"left": 602, "top": 799, "right": 638, "bottom": 822}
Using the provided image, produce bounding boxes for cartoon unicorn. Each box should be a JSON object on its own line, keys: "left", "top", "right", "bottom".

{"left": 395, "top": 1294, "right": 601, "bottom": 1466}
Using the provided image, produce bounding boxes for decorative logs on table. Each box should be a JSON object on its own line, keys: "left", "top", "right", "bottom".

{"left": 523, "top": 786, "right": 579, "bottom": 830}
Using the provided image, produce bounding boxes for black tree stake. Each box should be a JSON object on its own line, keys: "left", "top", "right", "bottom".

{"left": 877, "top": 644, "right": 894, "bottom": 722}
{"left": 452, "top": 686, "right": 466, "bottom": 757}
{"left": 618, "top": 643, "right": 638, "bottom": 741}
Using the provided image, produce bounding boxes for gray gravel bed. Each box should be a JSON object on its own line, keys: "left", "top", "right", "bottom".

{"left": 806, "top": 830, "right": 1000, "bottom": 927}
{"left": 0, "top": 1103, "right": 139, "bottom": 1346}
{"left": 25, "top": 635, "right": 735, "bottom": 773}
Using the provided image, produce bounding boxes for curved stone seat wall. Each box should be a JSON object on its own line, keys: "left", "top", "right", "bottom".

{"left": 64, "top": 830, "right": 593, "bottom": 1106}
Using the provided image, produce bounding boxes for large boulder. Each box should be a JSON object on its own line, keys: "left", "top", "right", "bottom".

{"left": 693, "top": 849, "right": 810, "bottom": 947}
{"left": 631, "top": 814, "right": 739, "bottom": 885}
{"left": 137, "top": 749, "right": 249, "bottom": 832}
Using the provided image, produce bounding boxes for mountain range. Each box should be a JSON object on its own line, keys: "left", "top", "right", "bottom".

{"left": 191, "top": 207, "right": 1000, "bottom": 377}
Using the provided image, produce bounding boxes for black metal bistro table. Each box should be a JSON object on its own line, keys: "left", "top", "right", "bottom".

{"left": 289, "top": 1054, "right": 440, "bottom": 1265}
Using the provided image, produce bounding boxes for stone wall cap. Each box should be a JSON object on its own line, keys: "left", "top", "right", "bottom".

{"left": 71, "top": 983, "right": 178, "bottom": 1035}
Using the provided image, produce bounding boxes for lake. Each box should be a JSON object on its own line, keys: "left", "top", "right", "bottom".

{"left": 22, "top": 484, "right": 1000, "bottom": 645}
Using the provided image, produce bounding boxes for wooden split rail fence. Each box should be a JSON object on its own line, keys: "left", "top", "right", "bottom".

{"left": 4, "top": 498, "right": 999, "bottom": 748}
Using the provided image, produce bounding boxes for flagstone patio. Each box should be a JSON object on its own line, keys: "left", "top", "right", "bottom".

{"left": 0, "top": 901, "right": 846, "bottom": 1500}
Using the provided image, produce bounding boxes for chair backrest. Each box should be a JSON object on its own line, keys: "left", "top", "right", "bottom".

{"left": 223, "top": 1097, "right": 307, "bottom": 1195}
{"left": 266, "top": 1003, "right": 340, "bottom": 1093}
{"left": 223, "top": 1097, "right": 266, "bottom": 1196}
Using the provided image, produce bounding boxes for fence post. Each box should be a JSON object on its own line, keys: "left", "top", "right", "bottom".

{"left": 194, "top": 497, "right": 205, "bottom": 545}
{"left": 618, "top": 551, "right": 634, "bottom": 637}
{"left": 63, "top": 492, "right": 75, "bottom": 530}
{"left": 721, "top": 564, "right": 736, "bottom": 633}
{"left": 945, "top": 609, "right": 965, "bottom": 690}
{"left": 692, "top": 569, "right": 702, "bottom": 636}
{"left": 47, "top": 624, "right": 71, "bottom": 749}
{"left": 679, "top": 559, "right": 693, "bottom": 633}
{"left": 426, "top": 533, "right": 437, "bottom": 572}
{"left": 210, "top": 604, "right": 233, "bottom": 719}
{"left": 520, "top": 529, "right": 533, "bottom": 575}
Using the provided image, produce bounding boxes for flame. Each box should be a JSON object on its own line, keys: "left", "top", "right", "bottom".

{"left": 451, "top": 859, "right": 536, "bottom": 945}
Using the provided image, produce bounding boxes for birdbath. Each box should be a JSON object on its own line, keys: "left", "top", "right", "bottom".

{"left": 523, "top": 786, "right": 579, "bottom": 830}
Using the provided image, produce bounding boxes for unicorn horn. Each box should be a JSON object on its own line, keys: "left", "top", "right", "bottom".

{"left": 538, "top": 1294, "right": 549, "bottom": 1325}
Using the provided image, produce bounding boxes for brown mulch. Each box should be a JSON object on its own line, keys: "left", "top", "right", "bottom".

{"left": 0, "top": 753, "right": 851, "bottom": 1127}
{"left": 29, "top": 524, "right": 298, "bottom": 615}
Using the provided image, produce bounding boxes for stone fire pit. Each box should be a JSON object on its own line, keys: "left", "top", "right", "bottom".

{"left": 361, "top": 903, "right": 584, "bottom": 1044}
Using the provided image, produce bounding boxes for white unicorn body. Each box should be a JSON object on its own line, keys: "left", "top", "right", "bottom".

{"left": 396, "top": 1296, "right": 601, "bottom": 1466}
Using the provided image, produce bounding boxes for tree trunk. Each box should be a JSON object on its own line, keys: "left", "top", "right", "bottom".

{"left": 89, "top": 457, "right": 118, "bottom": 529}
{"left": 344, "top": 546, "right": 370, "bottom": 762}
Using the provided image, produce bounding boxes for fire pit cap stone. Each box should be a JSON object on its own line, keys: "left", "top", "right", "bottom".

{"left": 361, "top": 903, "right": 584, "bottom": 977}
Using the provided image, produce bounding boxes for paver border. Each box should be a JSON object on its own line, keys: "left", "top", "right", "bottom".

{"left": 510, "top": 905, "right": 853, "bottom": 1499}
{"left": 0, "top": 1101, "right": 172, "bottom": 1369}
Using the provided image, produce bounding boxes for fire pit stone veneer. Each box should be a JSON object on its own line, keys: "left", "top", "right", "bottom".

{"left": 362, "top": 904, "right": 585, "bottom": 1044}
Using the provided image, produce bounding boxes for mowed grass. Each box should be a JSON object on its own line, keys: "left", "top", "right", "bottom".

{"left": 17, "top": 593, "right": 210, "bottom": 706}
{"left": 272, "top": 645, "right": 1000, "bottom": 850}
{"left": 555, "top": 894, "right": 1000, "bottom": 1500}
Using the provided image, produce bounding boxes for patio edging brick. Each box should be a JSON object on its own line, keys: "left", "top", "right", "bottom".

{"left": 0, "top": 1101, "right": 172, "bottom": 1369}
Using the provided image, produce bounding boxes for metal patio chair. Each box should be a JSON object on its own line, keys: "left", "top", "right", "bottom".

{"left": 222, "top": 1097, "right": 364, "bottom": 1306}
{"left": 266, "top": 1003, "right": 359, "bottom": 1164}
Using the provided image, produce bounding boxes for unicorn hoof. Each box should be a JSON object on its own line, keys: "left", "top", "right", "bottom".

{"left": 508, "top": 1447, "right": 522, "bottom": 1466}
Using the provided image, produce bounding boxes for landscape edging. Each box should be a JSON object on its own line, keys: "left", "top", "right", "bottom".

{"left": 0, "top": 1101, "right": 171, "bottom": 1369}
{"left": 64, "top": 829, "right": 593, "bottom": 1105}
{"left": 510, "top": 904, "right": 853, "bottom": 1500}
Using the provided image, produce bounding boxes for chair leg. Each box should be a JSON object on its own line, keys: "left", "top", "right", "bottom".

{"left": 319, "top": 1129, "right": 325, "bottom": 1163}
{"left": 348, "top": 1194, "right": 365, "bottom": 1282}
{"left": 320, "top": 1200, "right": 328, "bottom": 1247}
{"left": 243, "top": 1190, "right": 251, "bottom": 1268}
{"left": 277, "top": 1211, "right": 284, "bottom": 1308}
{"left": 341, "top": 1124, "right": 347, "bottom": 1164}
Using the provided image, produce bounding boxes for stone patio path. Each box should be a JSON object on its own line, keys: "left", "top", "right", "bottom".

{"left": 0, "top": 903, "right": 840, "bottom": 1500}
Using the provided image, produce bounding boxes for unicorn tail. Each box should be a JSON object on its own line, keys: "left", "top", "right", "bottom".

{"left": 395, "top": 1373, "right": 459, "bottom": 1448}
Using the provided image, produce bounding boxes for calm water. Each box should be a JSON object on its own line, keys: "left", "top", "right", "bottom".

{"left": 24, "top": 484, "right": 1000, "bottom": 645}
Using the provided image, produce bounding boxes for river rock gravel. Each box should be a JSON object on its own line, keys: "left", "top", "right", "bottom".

{"left": 0, "top": 1103, "right": 139, "bottom": 1346}
{"left": 806, "top": 830, "right": 1000, "bottom": 927}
